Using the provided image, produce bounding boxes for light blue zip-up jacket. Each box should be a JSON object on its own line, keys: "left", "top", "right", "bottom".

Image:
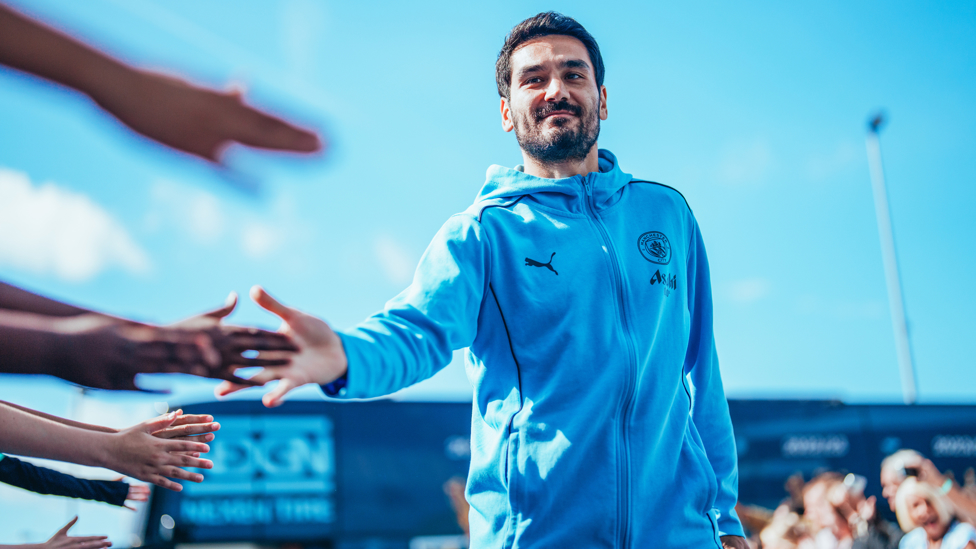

{"left": 334, "top": 149, "right": 744, "bottom": 548}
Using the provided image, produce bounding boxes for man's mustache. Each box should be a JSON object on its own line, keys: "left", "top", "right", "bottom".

{"left": 534, "top": 100, "right": 583, "bottom": 121}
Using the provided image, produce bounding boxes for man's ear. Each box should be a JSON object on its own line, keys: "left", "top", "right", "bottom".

{"left": 500, "top": 97, "right": 515, "bottom": 132}
{"left": 599, "top": 85, "right": 608, "bottom": 121}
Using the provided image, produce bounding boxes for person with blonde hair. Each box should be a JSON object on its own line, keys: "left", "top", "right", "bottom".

{"left": 895, "top": 477, "right": 976, "bottom": 549}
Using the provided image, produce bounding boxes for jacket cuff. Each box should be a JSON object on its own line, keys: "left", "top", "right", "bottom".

{"left": 716, "top": 507, "right": 745, "bottom": 538}
{"left": 323, "top": 331, "right": 370, "bottom": 399}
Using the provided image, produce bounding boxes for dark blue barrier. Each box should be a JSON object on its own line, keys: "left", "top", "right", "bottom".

{"left": 143, "top": 399, "right": 976, "bottom": 545}
{"left": 144, "top": 400, "right": 471, "bottom": 546}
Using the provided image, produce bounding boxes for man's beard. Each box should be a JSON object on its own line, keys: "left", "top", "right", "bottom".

{"left": 513, "top": 99, "right": 600, "bottom": 165}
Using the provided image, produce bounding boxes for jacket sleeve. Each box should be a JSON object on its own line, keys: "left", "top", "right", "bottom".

{"left": 684, "top": 221, "right": 744, "bottom": 538}
{"left": 0, "top": 454, "right": 129, "bottom": 506}
{"left": 335, "top": 214, "right": 490, "bottom": 398}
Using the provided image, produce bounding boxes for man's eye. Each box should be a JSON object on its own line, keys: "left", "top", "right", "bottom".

{"left": 527, "top": 77, "right": 543, "bottom": 84}
{"left": 567, "top": 73, "right": 583, "bottom": 80}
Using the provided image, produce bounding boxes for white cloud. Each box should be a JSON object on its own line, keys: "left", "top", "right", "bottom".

{"left": 148, "top": 179, "right": 225, "bottom": 244}
{"left": 716, "top": 139, "right": 773, "bottom": 186}
{"left": 726, "top": 277, "right": 771, "bottom": 303}
{"left": 374, "top": 234, "right": 417, "bottom": 286}
{"left": 241, "top": 221, "right": 280, "bottom": 259}
{"left": 145, "top": 179, "right": 313, "bottom": 263}
{"left": 0, "top": 168, "right": 149, "bottom": 281}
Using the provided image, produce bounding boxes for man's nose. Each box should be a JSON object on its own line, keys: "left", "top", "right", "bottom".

{"left": 544, "top": 78, "right": 568, "bottom": 102}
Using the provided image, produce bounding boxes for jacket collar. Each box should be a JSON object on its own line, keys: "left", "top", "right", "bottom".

{"left": 475, "top": 149, "right": 634, "bottom": 210}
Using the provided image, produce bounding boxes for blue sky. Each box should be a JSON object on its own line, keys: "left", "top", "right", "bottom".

{"left": 0, "top": 0, "right": 974, "bottom": 542}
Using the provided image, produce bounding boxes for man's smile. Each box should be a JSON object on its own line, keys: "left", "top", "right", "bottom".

{"left": 543, "top": 110, "right": 577, "bottom": 118}
{"left": 533, "top": 99, "right": 585, "bottom": 123}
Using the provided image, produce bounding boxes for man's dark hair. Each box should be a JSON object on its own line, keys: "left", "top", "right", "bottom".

{"left": 495, "top": 12, "right": 605, "bottom": 99}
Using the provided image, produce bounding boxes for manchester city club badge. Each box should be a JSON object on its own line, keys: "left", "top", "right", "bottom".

{"left": 638, "top": 231, "right": 671, "bottom": 264}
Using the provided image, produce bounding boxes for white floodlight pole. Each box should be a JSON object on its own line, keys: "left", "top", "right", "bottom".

{"left": 865, "top": 113, "right": 917, "bottom": 404}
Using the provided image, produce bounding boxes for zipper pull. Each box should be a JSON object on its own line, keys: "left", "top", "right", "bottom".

{"left": 580, "top": 175, "right": 592, "bottom": 195}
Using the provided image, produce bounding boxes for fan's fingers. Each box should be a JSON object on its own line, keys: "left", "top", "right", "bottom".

{"left": 167, "top": 433, "right": 216, "bottom": 444}
{"left": 155, "top": 422, "right": 219, "bottom": 439}
{"left": 233, "top": 357, "right": 292, "bottom": 367}
{"left": 163, "top": 466, "right": 204, "bottom": 483}
{"left": 205, "top": 369, "right": 264, "bottom": 387}
{"left": 163, "top": 439, "right": 210, "bottom": 454}
{"left": 166, "top": 453, "right": 213, "bottom": 469}
{"left": 215, "top": 366, "right": 289, "bottom": 391}
{"left": 74, "top": 539, "right": 112, "bottom": 549}
{"left": 147, "top": 474, "right": 182, "bottom": 492}
{"left": 55, "top": 517, "right": 78, "bottom": 536}
{"left": 222, "top": 329, "right": 298, "bottom": 352}
{"left": 67, "top": 536, "right": 109, "bottom": 543}
{"left": 205, "top": 291, "right": 238, "bottom": 319}
{"left": 224, "top": 104, "right": 321, "bottom": 152}
{"left": 168, "top": 413, "right": 214, "bottom": 426}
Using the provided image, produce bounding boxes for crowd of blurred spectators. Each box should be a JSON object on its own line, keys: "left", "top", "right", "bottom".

{"left": 739, "top": 450, "right": 976, "bottom": 549}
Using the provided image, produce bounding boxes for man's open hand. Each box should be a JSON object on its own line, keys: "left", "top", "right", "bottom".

{"left": 215, "top": 286, "right": 347, "bottom": 408}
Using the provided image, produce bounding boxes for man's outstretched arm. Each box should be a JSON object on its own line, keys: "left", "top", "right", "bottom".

{"left": 217, "top": 214, "right": 490, "bottom": 406}
{"left": 0, "top": 3, "right": 321, "bottom": 162}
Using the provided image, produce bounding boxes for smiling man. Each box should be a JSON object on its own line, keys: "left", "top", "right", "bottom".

{"left": 219, "top": 12, "right": 745, "bottom": 549}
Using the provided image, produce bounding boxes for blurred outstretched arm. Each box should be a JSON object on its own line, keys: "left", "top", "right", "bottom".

{"left": 0, "top": 283, "right": 298, "bottom": 389}
{"left": 0, "top": 3, "right": 321, "bottom": 162}
{"left": 0, "top": 281, "right": 95, "bottom": 318}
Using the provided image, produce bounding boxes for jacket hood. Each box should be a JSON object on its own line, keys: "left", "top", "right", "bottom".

{"left": 476, "top": 149, "right": 634, "bottom": 208}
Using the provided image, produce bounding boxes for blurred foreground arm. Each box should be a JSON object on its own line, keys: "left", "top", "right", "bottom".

{"left": 0, "top": 517, "right": 110, "bottom": 549}
{"left": 0, "top": 406, "right": 213, "bottom": 491}
{"left": 0, "top": 3, "right": 321, "bottom": 162}
{"left": 0, "top": 284, "right": 297, "bottom": 389}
